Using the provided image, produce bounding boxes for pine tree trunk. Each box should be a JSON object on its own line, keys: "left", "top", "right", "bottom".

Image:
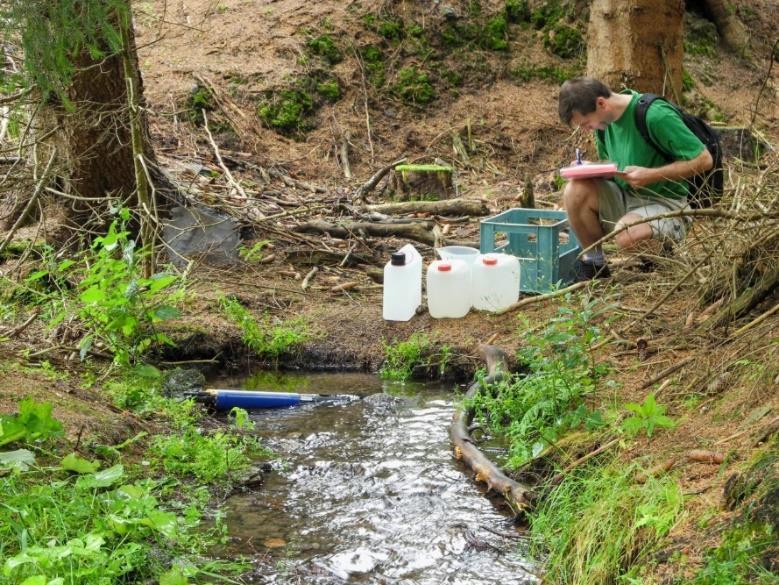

{"left": 49, "top": 8, "right": 168, "bottom": 229}
{"left": 587, "top": 0, "right": 684, "bottom": 98}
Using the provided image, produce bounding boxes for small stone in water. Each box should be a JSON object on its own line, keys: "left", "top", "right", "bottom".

{"left": 263, "top": 537, "right": 287, "bottom": 548}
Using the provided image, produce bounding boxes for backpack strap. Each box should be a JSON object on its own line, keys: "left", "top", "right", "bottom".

{"left": 635, "top": 93, "right": 672, "bottom": 161}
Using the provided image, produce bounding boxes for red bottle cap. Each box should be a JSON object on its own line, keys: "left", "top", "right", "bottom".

{"left": 482, "top": 256, "right": 498, "bottom": 266}
{"left": 437, "top": 262, "right": 452, "bottom": 272}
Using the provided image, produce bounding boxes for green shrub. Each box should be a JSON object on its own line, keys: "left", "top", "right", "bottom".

{"left": 25, "top": 210, "right": 182, "bottom": 366}
{"left": 505, "top": 0, "right": 530, "bottom": 23}
{"left": 0, "top": 398, "right": 62, "bottom": 447}
{"left": 465, "top": 300, "right": 609, "bottom": 467}
{"left": 482, "top": 14, "right": 509, "bottom": 50}
{"left": 187, "top": 84, "right": 214, "bottom": 126}
{"left": 316, "top": 78, "right": 341, "bottom": 101}
{"left": 149, "top": 428, "right": 260, "bottom": 482}
{"left": 380, "top": 333, "right": 429, "bottom": 381}
{"left": 393, "top": 66, "right": 435, "bottom": 105}
{"left": 360, "top": 45, "right": 386, "bottom": 87}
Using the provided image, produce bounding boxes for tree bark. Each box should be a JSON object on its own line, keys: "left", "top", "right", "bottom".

{"left": 46, "top": 6, "right": 171, "bottom": 236}
{"left": 587, "top": 0, "right": 684, "bottom": 98}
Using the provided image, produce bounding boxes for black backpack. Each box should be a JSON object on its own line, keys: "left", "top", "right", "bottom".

{"left": 634, "top": 93, "right": 724, "bottom": 208}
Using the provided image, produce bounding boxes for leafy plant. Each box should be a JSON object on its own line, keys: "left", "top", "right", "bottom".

{"left": 149, "top": 427, "right": 263, "bottom": 483}
{"left": 306, "top": 34, "right": 342, "bottom": 64}
{"left": 466, "top": 299, "right": 609, "bottom": 467}
{"left": 380, "top": 333, "right": 429, "bottom": 381}
{"left": 219, "top": 296, "right": 309, "bottom": 358}
{"left": 0, "top": 398, "right": 63, "bottom": 447}
{"left": 239, "top": 240, "right": 272, "bottom": 263}
{"left": 26, "top": 210, "right": 182, "bottom": 366}
{"left": 622, "top": 394, "right": 676, "bottom": 438}
{"left": 685, "top": 522, "right": 776, "bottom": 584}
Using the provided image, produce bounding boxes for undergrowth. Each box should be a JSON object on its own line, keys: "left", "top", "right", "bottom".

{"left": 529, "top": 459, "right": 684, "bottom": 584}
{"left": 0, "top": 377, "right": 266, "bottom": 583}
{"left": 466, "top": 299, "right": 610, "bottom": 467}
{"left": 219, "top": 295, "right": 309, "bottom": 359}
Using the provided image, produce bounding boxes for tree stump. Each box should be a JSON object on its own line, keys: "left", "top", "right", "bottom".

{"left": 388, "top": 164, "right": 454, "bottom": 201}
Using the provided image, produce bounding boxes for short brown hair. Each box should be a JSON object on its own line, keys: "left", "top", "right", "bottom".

{"left": 558, "top": 78, "right": 612, "bottom": 126}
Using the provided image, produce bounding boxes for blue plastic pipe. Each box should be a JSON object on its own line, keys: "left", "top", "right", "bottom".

{"left": 208, "top": 389, "right": 309, "bottom": 410}
{"left": 204, "top": 389, "right": 363, "bottom": 410}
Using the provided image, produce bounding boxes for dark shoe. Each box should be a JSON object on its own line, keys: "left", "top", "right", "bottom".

{"left": 574, "top": 259, "right": 611, "bottom": 281}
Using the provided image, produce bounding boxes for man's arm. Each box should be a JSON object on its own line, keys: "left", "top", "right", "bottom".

{"left": 621, "top": 148, "right": 713, "bottom": 189}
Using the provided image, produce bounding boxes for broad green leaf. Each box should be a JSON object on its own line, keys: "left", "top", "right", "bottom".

{"left": 56, "top": 259, "right": 75, "bottom": 272}
{"left": 0, "top": 449, "right": 36, "bottom": 471}
{"left": 26, "top": 270, "right": 49, "bottom": 282}
{"left": 20, "top": 577, "right": 46, "bottom": 585}
{"left": 79, "top": 285, "right": 106, "bottom": 304}
{"left": 61, "top": 453, "right": 100, "bottom": 474}
{"left": 76, "top": 464, "right": 124, "bottom": 489}
{"left": 153, "top": 305, "right": 180, "bottom": 321}
{"left": 147, "top": 274, "right": 176, "bottom": 292}
{"left": 142, "top": 510, "right": 178, "bottom": 539}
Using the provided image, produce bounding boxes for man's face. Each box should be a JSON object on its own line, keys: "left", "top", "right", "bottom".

{"left": 570, "top": 97, "right": 611, "bottom": 131}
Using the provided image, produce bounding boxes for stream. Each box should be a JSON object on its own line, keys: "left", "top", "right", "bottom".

{"left": 214, "top": 371, "right": 540, "bottom": 584}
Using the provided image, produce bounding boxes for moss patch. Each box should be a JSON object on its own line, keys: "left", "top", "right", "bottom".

{"left": 543, "top": 22, "right": 584, "bottom": 59}
{"left": 257, "top": 71, "right": 341, "bottom": 135}
{"left": 393, "top": 66, "right": 436, "bottom": 105}
{"left": 306, "top": 34, "right": 343, "bottom": 65}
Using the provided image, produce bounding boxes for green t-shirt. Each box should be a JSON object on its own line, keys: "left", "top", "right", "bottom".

{"left": 595, "top": 91, "right": 705, "bottom": 199}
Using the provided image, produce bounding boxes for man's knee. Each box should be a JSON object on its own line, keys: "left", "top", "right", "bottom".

{"left": 563, "top": 179, "right": 599, "bottom": 211}
{"left": 614, "top": 215, "right": 653, "bottom": 248}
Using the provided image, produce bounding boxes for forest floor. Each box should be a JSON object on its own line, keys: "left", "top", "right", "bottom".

{"left": 2, "top": 0, "right": 779, "bottom": 582}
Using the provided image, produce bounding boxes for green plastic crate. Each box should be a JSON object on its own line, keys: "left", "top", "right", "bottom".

{"left": 480, "top": 208, "right": 580, "bottom": 293}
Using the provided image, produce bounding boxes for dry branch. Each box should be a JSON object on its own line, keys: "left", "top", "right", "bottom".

{"left": 640, "top": 357, "right": 694, "bottom": 390}
{"left": 497, "top": 281, "right": 590, "bottom": 315}
{"left": 353, "top": 158, "right": 406, "bottom": 205}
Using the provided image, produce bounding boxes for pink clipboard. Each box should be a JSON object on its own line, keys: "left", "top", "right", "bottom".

{"left": 560, "top": 163, "right": 621, "bottom": 180}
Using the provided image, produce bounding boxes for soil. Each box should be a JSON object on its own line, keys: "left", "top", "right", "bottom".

{"left": 2, "top": 0, "right": 779, "bottom": 581}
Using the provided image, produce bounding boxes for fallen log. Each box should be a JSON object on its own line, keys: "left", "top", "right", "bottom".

{"left": 366, "top": 197, "right": 489, "bottom": 217}
{"left": 294, "top": 220, "right": 476, "bottom": 248}
{"left": 450, "top": 345, "right": 535, "bottom": 514}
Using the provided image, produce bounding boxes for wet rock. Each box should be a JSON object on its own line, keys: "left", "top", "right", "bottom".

{"left": 161, "top": 367, "right": 205, "bottom": 398}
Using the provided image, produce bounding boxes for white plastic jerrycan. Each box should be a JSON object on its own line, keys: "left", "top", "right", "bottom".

{"left": 471, "top": 253, "right": 520, "bottom": 312}
{"left": 427, "top": 259, "right": 471, "bottom": 318}
{"left": 382, "top": 244, "right": 422, "bottom": 321}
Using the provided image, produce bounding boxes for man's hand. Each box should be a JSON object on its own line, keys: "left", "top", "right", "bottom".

{"left": 621, "top": 165, "right": 657, "bottom": 189}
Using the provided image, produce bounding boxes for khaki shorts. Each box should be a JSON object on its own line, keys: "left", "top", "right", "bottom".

{"left": 597, "top": 181, "right": 691, "bottom": 244}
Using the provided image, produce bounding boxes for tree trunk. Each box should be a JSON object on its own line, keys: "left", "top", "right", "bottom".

{"left": 49, "top": 7, "right": 169, "bottom": 232}
{"left": 587, "top": 0, "right": 684, "bottom": 98}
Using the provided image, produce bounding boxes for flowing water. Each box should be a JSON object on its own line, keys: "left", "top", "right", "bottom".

{"left": 215, "top": 371, "right": 539, "bottom": 584}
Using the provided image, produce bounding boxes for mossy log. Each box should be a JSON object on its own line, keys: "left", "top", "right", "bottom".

{"left": 450, "top": 345, "right": 535, "bottom": 515}
{"left": 388, "top": 163, "right": 454, "bottom": 201}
